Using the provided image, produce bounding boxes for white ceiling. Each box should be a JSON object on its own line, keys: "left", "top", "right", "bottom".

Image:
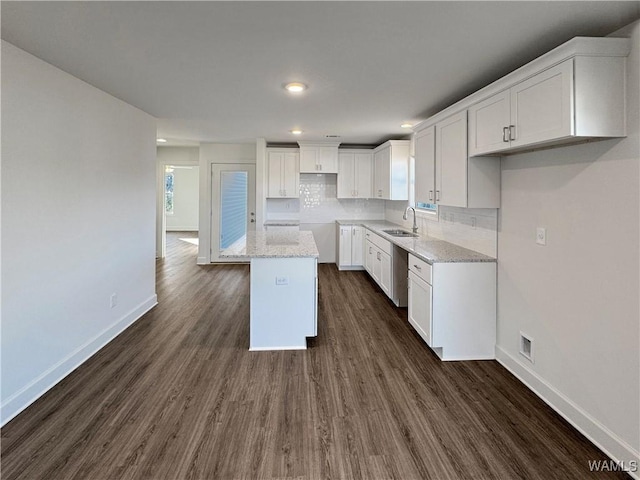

{"left": 2, "top": 1, "right": 639, "bottom": 146}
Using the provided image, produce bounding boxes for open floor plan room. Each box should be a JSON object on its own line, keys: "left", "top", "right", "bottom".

{"left": 0, "top": 233, "right": 628, "bottom": 480}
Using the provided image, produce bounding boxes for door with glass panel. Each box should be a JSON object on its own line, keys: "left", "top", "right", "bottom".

{"left": 210, "top": 164, "right": 256, "bottom": 262}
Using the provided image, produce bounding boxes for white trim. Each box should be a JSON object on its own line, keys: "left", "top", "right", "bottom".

{"left": 496, "top": 346, "right": 640, "bottom": 478}
{"left": 166, "top": 227, "right": 199, "bottom": 232}
{"left": 0, "top": 295, "right": 158, "bottom": 426}
{"left": 249, "top": 345, "right": 307, "bottom": 351}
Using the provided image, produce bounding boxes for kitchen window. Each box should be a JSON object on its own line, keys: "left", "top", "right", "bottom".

{"left": 165, "top": 167, "right": 174, "bottom": 215}
{"left": 409, "top": 156, "right": 437, "bottom": 216}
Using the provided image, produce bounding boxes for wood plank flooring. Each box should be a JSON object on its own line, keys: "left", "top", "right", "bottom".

{"left": 1, "top": 231, "right": 628, "bottom": 479}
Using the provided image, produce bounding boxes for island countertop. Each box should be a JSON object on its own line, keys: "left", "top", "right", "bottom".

{"left": 219, "top": 231, "right": 319, "bottom": 259}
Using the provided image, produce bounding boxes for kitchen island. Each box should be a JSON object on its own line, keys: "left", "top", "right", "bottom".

{"left": 220, "top": 231, "right": 319, "bottom": 351}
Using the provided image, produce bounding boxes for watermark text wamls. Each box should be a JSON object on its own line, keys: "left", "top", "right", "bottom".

{"left": 588, "top": 459, "right": 638, "bottom": 473}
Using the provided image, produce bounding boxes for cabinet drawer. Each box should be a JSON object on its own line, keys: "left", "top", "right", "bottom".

{"left": 409, "top": 254, "right": 432, "bottom": 284}
{"left": 364, "top": 229, "right": 392, "bottom": 255}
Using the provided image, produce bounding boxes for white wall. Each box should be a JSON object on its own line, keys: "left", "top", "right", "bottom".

{"left": 1, "top": 41, "right": 157, "bottom": 425}
{"left": 496, "top": 22, "right": 640, "bottom": 467}
{"left": 198, "top": 143, "right": 256, "bottom": 264}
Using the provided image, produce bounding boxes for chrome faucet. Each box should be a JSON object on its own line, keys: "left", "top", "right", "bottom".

{"left": 403, "top": 206, "right": 418, "bottom": 233}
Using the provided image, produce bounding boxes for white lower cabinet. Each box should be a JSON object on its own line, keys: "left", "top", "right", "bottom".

{"left": 336, "top": 225, "right": 364, "bottom": 270}
{"left": 407, "top": 253, "right": 496, "bottom": 361}
{"left": 363, "top": 229, "right": 407, "bottom": 307}
{"left": 408, "top": 269, "right": 433, "bottom": 347}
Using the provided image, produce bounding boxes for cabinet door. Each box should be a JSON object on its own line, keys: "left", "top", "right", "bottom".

{"left": 379, "top": 251, "right": 391, "bottom": 296}
{"left": 374, "top": 148, "right": 390, "bottom": 199}
{"left": 372, "top": 247, "right": 382, "bottom": 284}
{"left": 468, "top": 90, "right": 511, "bottom": 156}
{"left": 408, "top": 271, "right": 433, "bottom": 346}
{"left": 267, "top": 152, "right": 283, "bottom": 197}
{"left": 365, "top": 240, "right": 374, "bottom": 274}
{"left": 318, "top": 146, "right": 338, "bottom": 173}
{"left": 300, "top": 147, "right": 318, "bottom": 173}
{"left": 510, "top": 59, "right": 573, "bottom": 149}
{"left": 436, "top": 111, "right": 468, "bottom": 208}
{"left": 281, "top": 152, "right": 299, "bottom": 198}
{"left": 354, "top": 153, "right": 373, "bottom": 198}
{"left": 337, "top": 152, "right": 355, "bottom": 198}
{"left": 338, "top": 226, "right": 352, "bottom": 266}
{"left": 351, "top": 226, "right": 364, "bottom": 266}
{"left": 414, "top": 126, "right": 436, "bottom": 205}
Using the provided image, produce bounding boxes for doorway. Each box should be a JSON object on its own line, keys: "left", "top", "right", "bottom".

{"left": 210, "top": 163, "right": 256, "bottom": 262}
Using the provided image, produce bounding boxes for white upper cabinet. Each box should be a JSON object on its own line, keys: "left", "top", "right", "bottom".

{"left": 298, "top": 143, "right": 340, "bottom": 173}
{"left": 266, "top": 149, "right": 299, "bottom": 198}
{"left": 468, "top": 90, "right": 511, "bottom": 156}
{"left": 373, "top": 140, "right": 410, "bottom": 200}
{"left": 414, "top": 126, "right": 436, "bottom": 205}
{"left": 466, "top": 38, "right": 629, "bottom": 156}
{"left": 337, "top": 151, "right": 373, "bottom": 198}
{"left": 435, "top": 112, "right": 468, "bottom": 208}
{"left": 509, "top": 60, "right": 573, "bottom": 149}
{"left": 414, "top": 112, "right": 500, "bottom": 209}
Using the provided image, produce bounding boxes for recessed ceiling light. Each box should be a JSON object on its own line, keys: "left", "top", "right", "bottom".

{"left": 400, "top": 123, "right": 413, "bottom": 129}
{"left": 290, "top": 129, "right": 303, "bottom": 135}
{"left": 285, "top": 82, "right": 307, "bottom": 93}
{"left": 157, "top": 138, "right": 167, "bottom": 143}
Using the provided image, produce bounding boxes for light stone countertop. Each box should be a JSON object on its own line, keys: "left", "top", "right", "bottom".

{"left": 219, "top": 231, "right": 319, "bottom": 258}
{"left": 336, "top": 219, "right": 495, "bottom": 264}
{"left": 263, "top": 220, "right": 300, "bottom": 226}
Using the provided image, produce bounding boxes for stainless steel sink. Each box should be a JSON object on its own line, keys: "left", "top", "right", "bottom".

{"left": 382, "top": 229, "right": 419, "bottom": 238}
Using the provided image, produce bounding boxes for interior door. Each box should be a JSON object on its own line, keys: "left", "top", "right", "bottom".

{"left": 211, "top": 163, "right": 256, "bottom": 262}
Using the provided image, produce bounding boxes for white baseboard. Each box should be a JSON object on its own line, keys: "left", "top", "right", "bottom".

{"left": 166, "top": 227, "right": 198, "bottom": 232}
{"left": 197, "top": 256, "right": 208, "bottom": 265}
{"left": 0, "top": 295, "right": 158, "bottom": 426}
{"left": 496, "top": 346, "right": 640, "bottom": 479}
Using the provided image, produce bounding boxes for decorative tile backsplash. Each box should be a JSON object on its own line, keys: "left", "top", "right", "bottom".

{"left": 385, "top": 201, "right": 498, "bottom": 257}
{"left": 267, "top": 174, "right": 385, "bottom": 223}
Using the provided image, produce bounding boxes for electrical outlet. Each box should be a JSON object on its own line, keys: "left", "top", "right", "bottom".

{"left": 275, "top": 277, "right": 289, "bottom": 285}
{"left": 110, "top": 293, "right": 118, "bottom": 308}
{"left": 536, "top": 227, "right": 547, "bottom": 246}
{"left": 471, "top": 217, "right": 476, "bottom": 229}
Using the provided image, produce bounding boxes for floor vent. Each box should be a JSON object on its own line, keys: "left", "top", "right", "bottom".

{"left": 519, "top": 332, "right": 534, "bottom": 363}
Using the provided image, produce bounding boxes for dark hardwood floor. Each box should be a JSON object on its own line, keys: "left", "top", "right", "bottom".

{"left": 1, "top": 231, "right": 627, "bottom": 479}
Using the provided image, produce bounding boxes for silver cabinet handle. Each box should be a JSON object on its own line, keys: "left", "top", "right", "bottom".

{"left": 503, "top": 126, "right": 509, "bottom": 142}
{"left": 369, "top": 246, "right": 372, "bottom": 254}
{"left": 352, "top": 229, "right": 356, "bottom": 236}
{"left": 377, "top": 252, "right": 381, "bottom": 260}
{"left": 413, "top": 264, "right": 422, "bottom": 270}
{"left": 429, "top": 190, "right": 433, "bottom": 201}
{"left": 509, "top": 125, "right": 516, "bottom": 141}
{"left": 436, "top": 190, "right": 440, "bottom": 201}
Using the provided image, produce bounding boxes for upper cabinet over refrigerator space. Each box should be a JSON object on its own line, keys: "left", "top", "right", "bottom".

{"left": 464, "top": 37, "right": 630, "bottom": 157}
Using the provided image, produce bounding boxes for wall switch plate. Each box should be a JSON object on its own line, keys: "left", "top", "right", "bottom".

{"left": 536, "top": 227, "right": 547, "bottom": 245}
{"left": 275, "top": 277, "right": 289, "bottom": 285}
{"left": 110, "top": 293, "right": 118, "bottom": 308}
